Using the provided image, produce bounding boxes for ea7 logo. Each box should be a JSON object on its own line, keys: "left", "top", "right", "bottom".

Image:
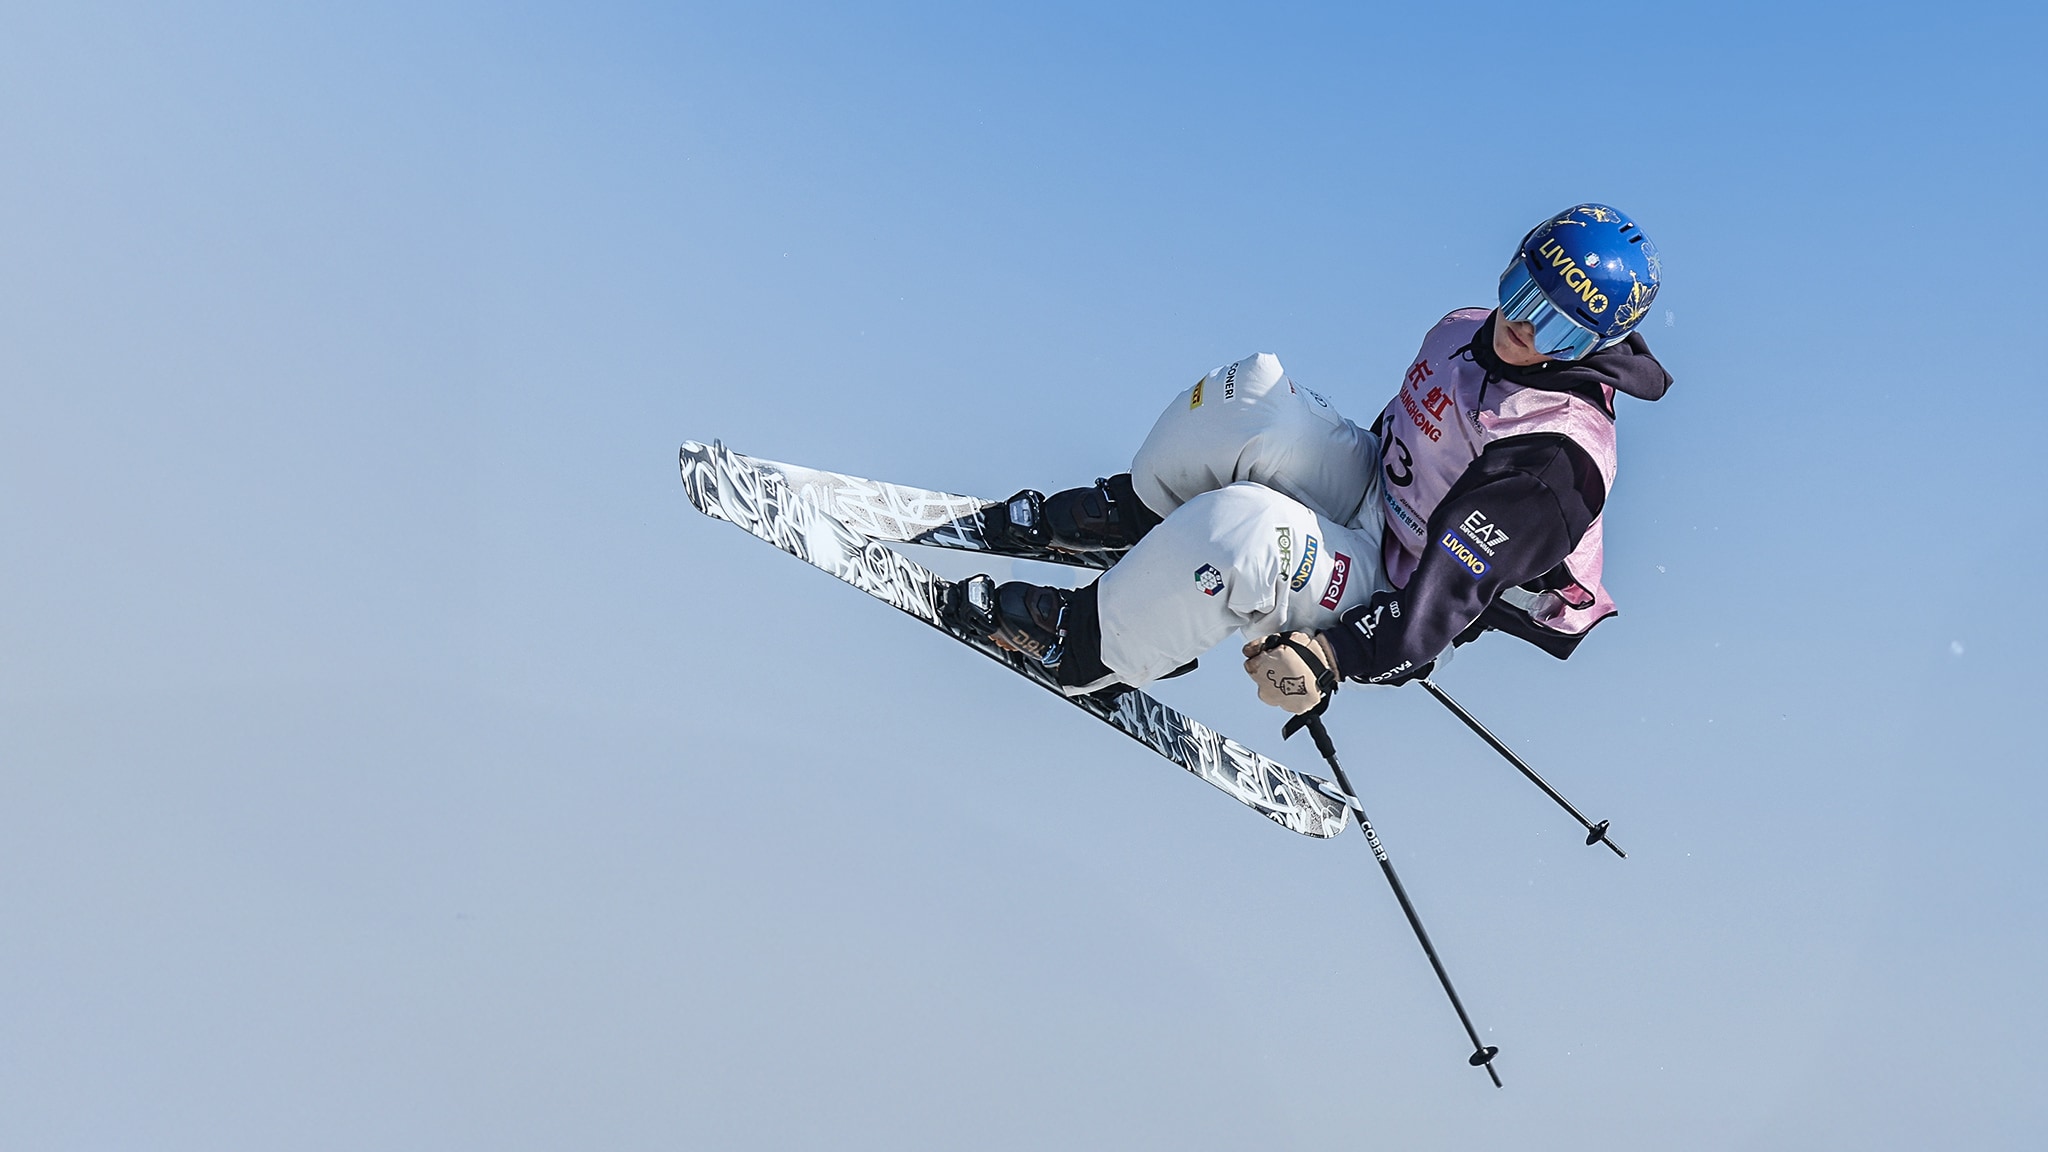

{"left": 1460, "top": 509, "right": 1510, "bottom": 555}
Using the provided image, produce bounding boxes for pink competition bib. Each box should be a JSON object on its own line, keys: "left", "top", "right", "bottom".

{"left": 1376, "top": 310, "right": 1619, "bottom": 636}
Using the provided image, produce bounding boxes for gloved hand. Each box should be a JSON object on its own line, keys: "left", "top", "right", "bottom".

{"left": 1241, "top": 631, "right": 1339, "bottom": 714}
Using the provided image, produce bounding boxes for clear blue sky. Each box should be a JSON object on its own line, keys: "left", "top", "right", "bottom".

{"left": 5, "top": 2, "right": 2044, "bottom": 1148}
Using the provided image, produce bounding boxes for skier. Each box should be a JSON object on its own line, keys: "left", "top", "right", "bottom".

{"left": 951, "top": 204, "right": 1674, "bottom": 717}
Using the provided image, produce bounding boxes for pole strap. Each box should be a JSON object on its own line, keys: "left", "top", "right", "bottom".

{"left": 1263, "top": 632, "right": 1339, "bottom": 740}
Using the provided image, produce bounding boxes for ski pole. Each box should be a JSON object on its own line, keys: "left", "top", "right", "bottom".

{"left": 1417, "top": 678, "right": 1625, "bottom": 859}
{"left": 1298, "top": 712, "right": 1503, "bottom": 1088}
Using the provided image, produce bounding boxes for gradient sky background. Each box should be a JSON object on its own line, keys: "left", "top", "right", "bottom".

{"left": 5, "top": 2, "right": 2046, "bottom": 1148}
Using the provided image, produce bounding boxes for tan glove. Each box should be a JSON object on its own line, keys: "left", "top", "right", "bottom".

{"left": 1241, "top": 631, "right": 1339, "bottom": 714}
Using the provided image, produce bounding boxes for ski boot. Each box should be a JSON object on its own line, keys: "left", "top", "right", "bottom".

{"left": 943, "top": 575, "right": 1194, "bottom": 696}
{"left": 986, "top": 474, "right": 1163, "bottom": 554}
{"left": 944, "top": 575, "right": 1120, "bottom": 694}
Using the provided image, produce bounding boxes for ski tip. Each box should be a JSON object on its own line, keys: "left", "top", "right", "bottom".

{"left": 680, "top": 440, "right": 732, "bottom": 484}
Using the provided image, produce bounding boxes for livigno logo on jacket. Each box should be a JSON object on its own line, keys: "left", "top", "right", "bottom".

{"left": 1439, "top": 531, "right": 1488, "bottom": 577}
{"left": 1289, "top": 535, "right": 1319, "bottom": 591}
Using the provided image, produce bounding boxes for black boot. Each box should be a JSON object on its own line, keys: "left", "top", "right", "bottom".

{"left": 988, "top": 474, "right": 1163, "bottom": 553}
{"left": 945, "top": 576, "right": 1117, "bottom": 691}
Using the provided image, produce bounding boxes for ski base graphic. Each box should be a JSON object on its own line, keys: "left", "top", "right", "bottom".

{"left": 720, "top": 450, "right": 1122, "bottom": 570}
{"left": 679, "top": 440, "right": 1349, "bottom": 839}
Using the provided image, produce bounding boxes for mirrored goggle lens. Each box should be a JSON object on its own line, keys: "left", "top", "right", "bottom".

{"left": 1498, "top": 261, "right": 1604, "bottom": 361}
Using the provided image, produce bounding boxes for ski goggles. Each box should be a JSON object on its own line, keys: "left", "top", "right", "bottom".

{"left": 1497, "top": 259, "right": 1610, "bottom": 361}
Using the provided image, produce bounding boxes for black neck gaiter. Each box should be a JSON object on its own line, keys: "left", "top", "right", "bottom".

{"left": 1466, "top": 311, "right": 1675, "bottom": 416}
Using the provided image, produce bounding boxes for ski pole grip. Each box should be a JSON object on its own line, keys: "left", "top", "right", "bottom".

{"left": 1305, "top": 714, "right": 1338, "bottom": 762}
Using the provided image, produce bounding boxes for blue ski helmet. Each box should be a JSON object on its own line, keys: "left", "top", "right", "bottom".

{"left": 1497, "top": 204, "right": 1660, "bottom": 360}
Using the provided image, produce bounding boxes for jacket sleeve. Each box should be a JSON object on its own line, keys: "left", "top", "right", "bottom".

{"left": 1324, "top": 434, "right": 1604, "bottom": 684}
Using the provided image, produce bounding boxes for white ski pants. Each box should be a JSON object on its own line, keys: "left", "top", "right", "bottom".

{"left": 1094, "top": 354, "right": 1391, "bottom": 686}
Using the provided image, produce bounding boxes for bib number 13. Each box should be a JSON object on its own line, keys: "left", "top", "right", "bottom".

{"left": 1383, "top": 435, "right": 1414, "bottom": 487}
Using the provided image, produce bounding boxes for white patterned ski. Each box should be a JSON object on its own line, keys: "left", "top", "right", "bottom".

{"left": 728, "top": 451, "right": 1121, "bottom": 569}
{"left": 680, "top": 440, "right": 1350, "bottom": 839}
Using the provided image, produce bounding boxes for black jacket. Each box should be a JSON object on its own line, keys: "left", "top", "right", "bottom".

{"left": 1324, "top": 315, "right": 1673, "bottom": 684}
